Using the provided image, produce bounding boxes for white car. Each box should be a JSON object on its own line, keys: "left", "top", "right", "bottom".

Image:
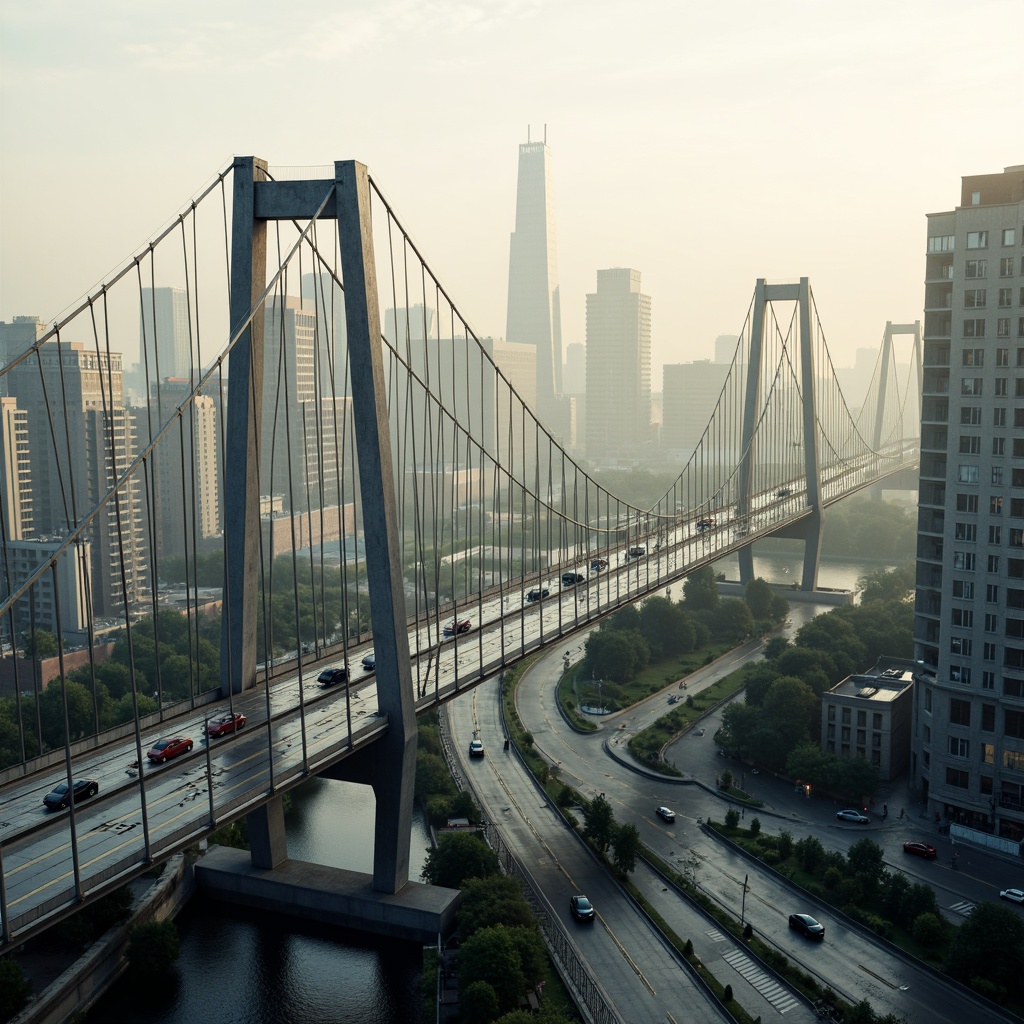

{"left": 836, "top": 809, "right": 870, "bottom": 824}
{"left": 469, "top": 739, "right": 485, "bottom": 758}
{"left": 1000, "top": 887, "right": 1024, "bottom": 904}
{"left": 656, "top": 806, "right": 676, "bottom": 823}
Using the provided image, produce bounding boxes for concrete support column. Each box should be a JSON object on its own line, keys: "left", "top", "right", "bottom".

{"left": 247, "top": 795, "right": 288, "bottom": 869}
{"left": 797, "top": 278, "right": 823, "bottom": 592}
{"left": 737, "top": 280, "right": 766, "bottom": 587}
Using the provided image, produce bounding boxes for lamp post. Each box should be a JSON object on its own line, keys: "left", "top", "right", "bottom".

{"left": 741, "top": 873, "right": 750, "bottom": 929}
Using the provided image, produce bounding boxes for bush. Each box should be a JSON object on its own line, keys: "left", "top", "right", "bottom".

{"left": 725, "top": 809, "right": 740, "bottom": 828}
{"left": 0, "top": 957, "right": 32, "bottom": 1020}
{"left": 912, "top": 912, "right": 946, "bottom": 948}
{"left": 126, "top": 919, "right": 180, "bottom": 981}
{"left": 748, "top": 817, "right": 762, "bottom": 837}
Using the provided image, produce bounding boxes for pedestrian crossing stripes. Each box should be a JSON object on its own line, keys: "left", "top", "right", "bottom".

{"left": 721, "top": 949, "right": 800, "bottom": 1014}
{"left": 706, "top": 928, "right": 729, "bottom": 943}
{"left": 949, "top": 900, "right": 975, "bottom": 917}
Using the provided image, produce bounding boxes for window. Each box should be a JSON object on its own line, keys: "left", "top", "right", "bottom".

{"left": 990, "top": 526, "right": 1003, "bottom": 545}
{"left": 951, "top": 637, "right": 973, "bottom": 656}
{"left": 1006, "top": 677, "right": 1024, "bottom": 698}
{"left": 950, "top": 698, "right": 971, "bottom": 725}
{"left": 984, "top": 641, "right": 998, "bottom": 661}
{"left": 997, "top": 348, "right": 1010, "bottom": 367}
{"left": 1005, "top": 749, "right": 1024, "bottom": 771}
{"left": 948, "top": 736, "right": 970, "bottom": 758}
{"left": 949, "top": 665, "right": 972, "bottom": 684}
{"left": 1007, "top": 709, "right": 1024, "bottom": 740}
{"left": 929, "top": 234, "right": 954, "bottom": 253}
{"left": 965, "top": 258, "right": 987, "bottom": 278}
{"left": 955, "top": 521, "right": 977, "bottom": 540}
{"left": 953, "top": 579, "right": 975, "bottom": 599}
{"left": 999, "top": 318, "right": 1011, "bottom": 338}
{"left": 988, "top": 586, "right": 1000, "bottom": 605}
{"left": 967, "top": 230, "right": 989, "bottom": 249}
{"left": 945, "top": 767, "right": 970, "bottom": 789}
{"left": 952, "top": 608, "right": 974, "bottom": 627}
{"left": 991, "top": 495, "right": 1004, "bottom": 514}
{"left": 959, "top": 436, "right": 981, "bottom": 455}
{"left": 957, "top": 493, "right": 979, "bottom": 513}
{"left": 962, "top": 346, "right": 985, "bottom": 364}
{"left": 1013, "top": 528, "right": 1024, "bottom": 548}
{"left": 971, "top": 191, "right": 981, "bottom": 206}
{"left": 996, "top": 377, "right": 1009, "bottom": 396}
{"left": 994, "top": 407, "right": 1007, "bottom": 427}
{"left": 993, "top": 466, "right": 1005, "bottom": 485}
{"left": 925, "top": 688, "right": 933, "bottom": 712}
{"left": 963, "top": 321, "right": 986, "bottom": 339}
{"left": 993, "top": 437, "right": 1006, "bottom": 456}
{"left": 1003, "top": 228, "right": 1017, "bottom": 246}
{"left": 1000, "top": 288, "right": 1014, "bottom": 307}
{"left": 988, "top": 555, "right": 1001, "bottom": 573}
{"left": 961, "top": 406, "right": 981, "bottom": 425}
{"left": 983, "top": 670, "right": 996, "bottom": 690}
{"left": 958, "top": 465, "right": 979, "bottom": 483}
{"left": 964, "top": 289, "right": 987, "bottom": 309}
{"left": 954, "top": 551, "right": 976, "bottom": 570}
{"left": 961, "top": 378, "right": 983, "bottom": 396}
{"left": 1020, "top": 317, "right": 1024, "bottom": 338}
{"left": 1001, "top": 257, "right": 1015, "bottom": 277}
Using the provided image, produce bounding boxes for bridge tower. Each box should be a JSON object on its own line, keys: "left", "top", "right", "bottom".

{"left": 869, "top": 321, "right": 922, "bottom": 500}
{"left": 221, "top": 158, "right": 417, "bottom": 894}
{"left": 736, "top": 278, "right": 824, "bottom": 592}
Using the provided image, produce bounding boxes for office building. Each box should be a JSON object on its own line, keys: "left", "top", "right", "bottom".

{"left": 506, "top": 133, "right": 562, "bottom": 410}
{"left": 585, "top": 268, "right": 651, "bottom": 463}
{"left": 914, "top": 163, "right": 1024, "bottom": 842}
{"left": 0, "top": 397, "right": 33, "bottom": 541}
{"left": 2, "top": 537, "right": 92, "bottom": 638}
{"left": 140, "top": 287, "right": 192, "bottom": 383}
{"left": 302, "top": 271, "right": 349, "bottom": 397}
{"left": 662, "top": 361, "right": 730, "bottom": 462}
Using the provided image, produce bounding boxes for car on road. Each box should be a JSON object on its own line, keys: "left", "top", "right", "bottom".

{"left": 526, "top": 588, "right": 550, "bottom": 602}
{"left": 627, "top": 545, "right": 646, "bottom": 559}
{"left": 569, "top": 895, "right": 595, "bottom": 922}
{"left": 788, "top": 913, "right": 825, "bottom": 940}
{"left": 836, "top": 808, "right": 870, "bottom": 824}
{"left": 656, "top": 806, "right": 676, "bottom": 823}
{"left": 147, "top": 736, "right": 193, "bottom": 764}
{"left": 903, "top": 841, "right": 937, "bottom": 859}
{"left": 590, "top": 558, "right": 609, "bottom": 572}
{"left": 469, "top": 739, "right": 485, "bottom": 758}
{"left": 695, "top": 517, "right": 715, "bottom": 533}
{"left": 43, "top": 779, "right": 99, "bottom": 810}
{"left": 561, "top": 572, "right": 585, "bottom": 587}
{"left": 1000, "top": 888, "right": 1024, "bottom": 904}
{"left": 361, "top": 652, "right": 376, "bottom": 672}
{"left": 443, "top": 619, "right": 473, "bottom": 638}
{"left": 317, "top": 667, "right": 348, "bottom": 686}
{"left": 776, "top": 487, "right": 792, "bottom": 497}
{"left": 206, "top": 711, "right": 246, "bottom": 738}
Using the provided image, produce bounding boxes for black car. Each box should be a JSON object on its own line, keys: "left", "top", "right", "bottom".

{"left": 43, "top": 779, "right": 99, "bottom": 811}
{"left": 526, "top": 588, "right": 550, "bottom": 603}
{"left": 627, "top": 545, "right": 646, "bottom": 558}
{"left": 318, "top": 667, "right": 348, "bottom": 686}
{"left": 570, "top": 895, "right": 595, "bottom": 922}
{"left": 361, "top": 652, "right": 376, "bottom": 672}
{"left": 788, "top": 913, "right": 825, "bottom": 940}
{"left": 561, "top": 572, "right": 585, "bottom": 587}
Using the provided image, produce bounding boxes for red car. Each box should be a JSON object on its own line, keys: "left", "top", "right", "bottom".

{"left": 147, "top": 736, "right": 194, "bottom": 764}
{"left": 903, "top": 841, "right": 937, "bottom": 859}
{"left": 206, "top": 711, "right": 246, "bottom": 738}
{"left": 443, "top": 619, "right": 472, "bottom": 638}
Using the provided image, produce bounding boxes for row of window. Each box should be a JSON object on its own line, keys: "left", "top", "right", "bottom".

{"left": 825, "top": 706, "right": 884, "bottom": 728}
{"left": 963, "top": 287, "right": 1024, "bottom": 307}
{"left": 965, "top": 258, "right": 1018, "bottom": 279}
{"left": 961, "top": 317, "right": 1024, "bottom": 338}
{"left": 928, "top": 228, "right": 1019, "bottom": 253}
{"left": 958, "top": 465, "right": 1024, "bottom": 486}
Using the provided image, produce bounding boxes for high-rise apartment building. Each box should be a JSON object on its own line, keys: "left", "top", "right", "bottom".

{"left": 506, "top": 134, "right": 562, "bottom": 409}
{"left": 0, "top": 397, "right": 33, "bottom": 540}
{"left": 662, "top": 361, "right": 730, "bottom": 462}
{"left": 585, "top": 268, "right": 651, "bottom": 463}
{"left": 302, "top": 271, "right": 349, "bottom": 397}
{"left": 140, "top": 287, "right": 192, "bottom": 383}
{"left": 914, "top": 164, "right": 1024, "bottom": 842}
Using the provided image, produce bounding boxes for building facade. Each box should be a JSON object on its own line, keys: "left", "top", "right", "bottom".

{"left": 0, "top": 397, "right": 33, "bottom": 541}
{"left": 585, "top": 268, "right": 651, "bottom": 464}
{"left": 140, "top": 287, "right": 192, "bottom": 384}
{"left": 914, "top": 163, "right": 1024, "bottom": 841}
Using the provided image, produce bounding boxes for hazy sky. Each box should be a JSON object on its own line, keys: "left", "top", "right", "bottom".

{"left": 1, "top": 0, "right": 1021, "bottom": 381}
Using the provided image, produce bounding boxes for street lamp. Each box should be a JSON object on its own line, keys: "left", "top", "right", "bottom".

{"left": 740, "top": 873, "right": 750, "bottom": 928}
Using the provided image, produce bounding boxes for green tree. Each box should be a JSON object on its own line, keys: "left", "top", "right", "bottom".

{"left": 422, "top": 831, "right": 499, "bottom": 889}
{"left": 846, "top": 838, "right": 886, "bottom": 898}
{"left": 611, "top": 822, "right": 641, "bottom": 874}
{"left": 714, "top": 598, "right": 753, "bottom": 642}
{"left": 744, "top": 577, "right": 774, "bottom": 620}
{"left": 37, "top": 678, "right": 95, "bottom": 747}
{"left": 459, "top": 924, "right": 526, "bottom": 1012}
{"left": 945, "top": 901, "right": 1024, "bottom": 994}
{"left": 912, "top": 912, "right": 946, "bottom": 949}
{"left": 683, "top": 565, "right": 718, "bottom": 610}
{"left": 461, "top": 980, "right": 500, "bottom": 1023}
{"left": 126, "top": 919, "right": 180, "bottom": 981}
{"left": 639, "top": 597, "right": 693, "bottom": 660}
{"left": 0, "top": 957, "right": 32, "bottom": 1019}
{"left": 584, "top": 629, "right": 648, "bottom": 684}
{"left": 23, "top": 629, "right": 59, "bottom": 658}
{"left": 858, "top": 563, "right": 915, "bottom": 603}
{"left": 459, "top": 876, "right": 537, "bottom": 938}
{"left": 605, "top": 605, "right": 641, "bottom": 633}
{"left": 582, "top": 794, "right": 615, "bottom": 854}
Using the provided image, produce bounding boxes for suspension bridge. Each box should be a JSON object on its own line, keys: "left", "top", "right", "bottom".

{"left": 0, "top": 157, "right": 919, "bottom": 948}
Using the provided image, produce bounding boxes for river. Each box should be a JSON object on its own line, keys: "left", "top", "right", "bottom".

{"left": 86, "top": 778, "right": 432, "bottom": 1024}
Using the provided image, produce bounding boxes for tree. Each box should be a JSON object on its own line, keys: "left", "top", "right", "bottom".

{"left": 459, "top": 924, "right": 526, "bottom": 1012}
{"left": 605, "top": 605, "right": 641, "bottom": 633}
{"left": 611, "top": 822, "right": 641, "bottom": 874}
{"left": 763, "top": 635, "right": 789, "bottom": 661}
{"left": 945, "top": 900, "right": 1024, "bottom": 995}
{"left": 421, "top": 831, "right": 499, "bottom": 889}
{"left": 0, "top": 957, "right": 32, "bottom": 1019}
{"left": 744, "top": 577, "right": 774, "bottom": 620}
{"left": 461, "top": 980, "right": 500, "bottom": 1023}
{"left": 582, "top": 794, "right": 615, "bottom": 854}
{"left": 126, "top": 919, "right": 180, "bottom": 981}
{"left": 23, "top": 629, "right": 59, "bottom": 658}
{"left": 460, "top": 876, "right": 537, "bottom": 938}
{"left": 584, "top": 629, "right": 648, "bottom": 684}
{"left": 683, "top": 565, "right": 718, "bottom": 610}
{"left": 858, "top": 563, "right": 915, "bottom": 603}
{"left": 714, "top": 598, "right": 753, "bottom": 642}
{"left": 639, "top": 597, "right": 693, "bottom": 660}
{"left": 846, "top": 838, "right": 886, "bottom": 897}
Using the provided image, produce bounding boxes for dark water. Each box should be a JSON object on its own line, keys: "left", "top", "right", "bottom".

{"left": 88, "top": 778, "right": 431, "bottom": 1024}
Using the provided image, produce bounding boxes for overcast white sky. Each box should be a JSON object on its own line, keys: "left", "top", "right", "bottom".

{"left": 1, "top": 0, "right": 1021, "bottom": 379}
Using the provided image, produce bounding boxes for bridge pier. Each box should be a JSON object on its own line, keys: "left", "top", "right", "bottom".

{"left": 247, "top": 796, "right": 288, "bottom": 870}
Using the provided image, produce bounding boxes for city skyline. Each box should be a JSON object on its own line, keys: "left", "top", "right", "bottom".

{"left": 2, "top": 2, "right": 1020, "bottom": 383}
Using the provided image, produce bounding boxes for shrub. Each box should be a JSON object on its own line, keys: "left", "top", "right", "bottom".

{"left": 748, "top": 817, "right": 762, "bottom": 837}
{"left": 126, "top": 919, "right": 180, "bottom": 981}
{"left": 0, "top": 957, "right": 32, "bottom": 1020}
{"left": 725, "top": 808, "right": 740, "bottom": 828}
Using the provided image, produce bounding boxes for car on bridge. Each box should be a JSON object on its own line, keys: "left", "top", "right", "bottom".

{"left": 775, "top": 487, "right": 792, "bottom": 498}
{"left": 836, "top": 808, "right": 870, "bottom": 824}
{"left": 788, "top": 913, "right": 825, "bottom": 940}
{"left": 561, "top": 572, "right": 585, "bottom": 587}
{"left": 656, "top": 806, "right": 676, "bottom": 823}
{"left": 569, "top": 895, "right": 595, "bottom": 922}
{"left": 590, "top": 558, "right": 609, "bottom": 572}
{"left": 443, "top": 619, "right": 473, "bottom": 638}
{"left": 903, "top": 840, "right": 937, "bottom": 859}
{"left": 526, "top": 588, "right": 550, "bottom": 602}
{"left": 43, "top": 778, "right": 99, "bottom": 811}
{"left": 627, "top": 545, "right": 646, "bottom": 559}
{"left": 206, "top": 711, "right": 246, "bottom": 738}
{"left": 317, "top": 667, "right": 348, "bottom": 686}
{"left": 361, "top": 652, "right": 376, "bottom": 672}
{"left": 695, "top": 517, "right": 715, "bottom": 533}
{"left": 147, "top": 736, "right": 194, "bottom": 764}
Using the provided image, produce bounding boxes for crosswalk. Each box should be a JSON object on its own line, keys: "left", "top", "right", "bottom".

{"left": 721, "top": 949, "right": 801, "bottom": 1014}
{"left": 949, "top": 900, "right": 976, "bottom": 917}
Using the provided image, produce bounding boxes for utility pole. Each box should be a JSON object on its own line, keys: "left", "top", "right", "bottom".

{"left": 741, "top": 873, "right": 750, "bottom": 929}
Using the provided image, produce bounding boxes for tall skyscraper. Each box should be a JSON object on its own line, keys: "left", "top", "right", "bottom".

{"left": 585, "top": 268, "right": 651, "bottom": 463}
{"left": 140, "top": 287, "right": 192, "bottom": 384}
{"left": 0, "top": 397, "right": 33, "bottom": 540}
{"left": 662, "top": 361, "right": 730, "bottom": 462}
{"left": 506, "top": 132, "right": 562, "bottom": 410}
{"left": 913, "top": 163, "right": 1024, "bottom": 840}
{"left": 302, "top": 271, "right": 349, "bottom": 397}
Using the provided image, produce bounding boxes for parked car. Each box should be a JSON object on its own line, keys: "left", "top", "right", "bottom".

{"left": 206, "top": 711, "right": 246, "bottom": 738}
{"left": 443, "top": 619, "right": 472, "bottom": 638}
{"left": 590, "top": 558, "right": 609, "bottom": 572}
{"left": 788, "top": 913, "right": 825, "bottom": 939}
{"left": 903, "top": 841, "right": 937, "bottom": 859}
{"left": 43, "top": 779, "right": 99, "bottom": 810}
{"left": 469, "top": 739, "right": 485, "bottom": 758}
{"left": 1000, "top": 888, "right": 1024, "bottom": 904}
{"left": 836, "top": 808, "right": 870, "bottom": 824}
{"left": 526, "top": 588, "right": 550, "bottom": 603}
{"left": 147, "top": 736, "right": 193, "bottom": 764}
{"left": 561, "top": 572, "right": 585, "bottom": 587}
{"left": 361, "top": 652, "right": 376, "bottom": 672}
{"left": 317, "top": 667, "right": 348, "bottom": 686}
{"left": 569, "top": 895, "right": 595, "bottom": 922}
{"left": 656, "top": 806, "right": 676, "bottom": 823}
